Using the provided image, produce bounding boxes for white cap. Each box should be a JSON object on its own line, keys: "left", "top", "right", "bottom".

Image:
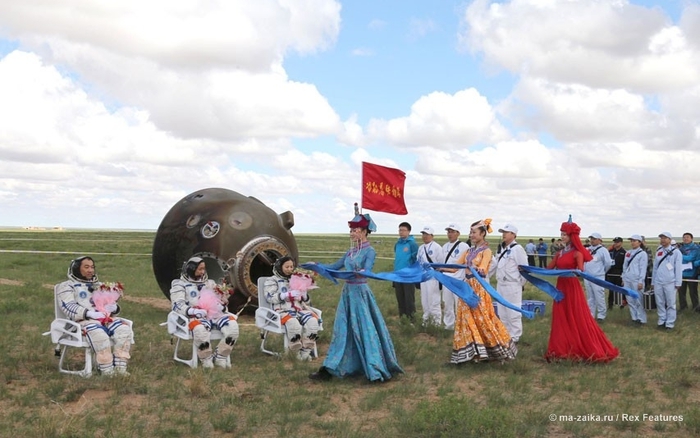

{"left": 589, "top": 232, "right": 602, "bottom": 240}
{"left": 659, "top": 231, "right": 672, "bottom": 238}
{"left": 671, "top": 239, "right": 677, "bottom": 245}
{"left": 420, "top": 226, "right": 434, "bottom": 235}
{"left": 629, "top": 234, "right": 643, "bottom": 241}
{"left": 497, "top": 224, "right": 518, "bottom": 234}
{"left": 445, "top": 223, "right": 461, "bottom": 232}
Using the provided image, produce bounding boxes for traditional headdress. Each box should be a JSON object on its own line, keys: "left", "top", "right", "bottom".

{"left": 472, "top": 218, "right": 493, "bottom": 234}
{"left": 67, "top": 256, "right": 97, "bottom": 282}
{"left": 348, "top": 202, "right": 377, "bottom": 232}
{"left": 560, "top": 215, "right": 592, "bottom": 262}
{"left": 181, "top": 256, "right": 208, "bottom": 282}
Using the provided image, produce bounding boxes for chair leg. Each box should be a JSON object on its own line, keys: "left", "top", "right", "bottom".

{"left": 58, "top": 345, "right": 66, "bottom": 372}
{"left": 57, "top": 345, "right": 68, "bottom": 374}
{"left": 173, "top": 337, "right": 191, "bottom": 368}
{"left": 57, "top": 345, "right": 92, "bottom": 378}
{"left": 173, "top": 336, "right": 199, "bottom": 369}
{"left": 172, "top": 337, "right": 180, "bottom": 362}
{"left": 259, "top": 330, "right": 282, "bottom": 357}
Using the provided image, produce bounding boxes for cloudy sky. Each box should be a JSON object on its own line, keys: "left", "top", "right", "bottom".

{"left": 0, "top": 0, "right": 698, "bottom": 239}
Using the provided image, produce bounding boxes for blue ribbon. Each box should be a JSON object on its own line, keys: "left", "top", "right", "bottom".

{"left": 428, "top": 263, "right": 534, "bottom": 319}
{"left": 302, "top": 262, "right": 534, "bottom": 319}
{"left": 301, "top": 262, "right": 481, "bottom": 308}
{"left": 519, "top": 265, "right": 640, "bottom": 301}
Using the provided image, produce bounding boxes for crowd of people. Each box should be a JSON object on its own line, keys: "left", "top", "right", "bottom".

{"left": 385, "top": 217, "right": 699, "bottom": 366}
{"left": 52, "top": 214, "right": 700, "bottom": 380}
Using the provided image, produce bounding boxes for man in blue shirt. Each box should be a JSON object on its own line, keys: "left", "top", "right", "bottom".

{"left": 536, "top": 238, "right": 548, "bottom": 268}
{"left": 394, "top": 222, "right": 419, "bottom": 321}
{"left": 525, "top": 239, "right": 537, "bottom": 266}
{"left": 678, "top": 232, "right": 700, "bottom": 311}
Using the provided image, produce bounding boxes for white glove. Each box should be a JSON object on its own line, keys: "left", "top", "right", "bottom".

{"left": 280, "top": 292, "right": 290, "bottom": 301}
{"left": 104, "top": 303, "right": 118, "bottom": 314}
{"left": 187, "top": 308, "right": 207, "bottom": 318}
{"left": 289, "top": 290, "right": 304, "bottom": 301}
{"left": 86, "top": 310, "right": 106, "bottom": 320}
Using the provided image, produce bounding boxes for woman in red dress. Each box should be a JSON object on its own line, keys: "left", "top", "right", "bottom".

{"left": 546, "top": 219, "right": 619, "bottom": 362}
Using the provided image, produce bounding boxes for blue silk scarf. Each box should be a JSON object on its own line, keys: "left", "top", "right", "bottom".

{"left": 301, "top": 262, "right": 535, "bottom": 319}
{"left": 519, "top": 265, "right": 640, "bottom": 302}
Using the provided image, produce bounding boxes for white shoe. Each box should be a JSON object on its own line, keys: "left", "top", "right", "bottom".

{"left": 115, "top": 366, "right": 130, "bottom": 376}
{"left": 201, "top": 358, "right": 214, "bottom": 369}
{"left": 214, "top": 357, "right": 230, "bottom": 369}
{"left": 101, "top": 366, "right": 115, "bottom": 377}
{"left": 297, "top": 350, "right": 312, "bottom": 361}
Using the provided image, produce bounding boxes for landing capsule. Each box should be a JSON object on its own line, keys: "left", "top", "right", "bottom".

{"left": 152, "top": 188, "right": 298, "bottom": 312}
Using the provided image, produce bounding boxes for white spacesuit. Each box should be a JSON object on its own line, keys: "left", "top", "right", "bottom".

{"left": 55, "top": 256, "right": 133, "bottom": 376}
{"left": 169, "top": 256, "right": 239, "bottom": 368}
{"left": 263, "top": 256, "right": 320, "bottom": 360}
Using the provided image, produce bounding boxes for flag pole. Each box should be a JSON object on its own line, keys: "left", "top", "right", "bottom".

{"left": 359, "top": 161, "right": 364, "bottom": 215}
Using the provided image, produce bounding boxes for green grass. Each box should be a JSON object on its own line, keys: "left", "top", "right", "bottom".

{"left": 0, "top": 230, "right": 695, "bottom": 437}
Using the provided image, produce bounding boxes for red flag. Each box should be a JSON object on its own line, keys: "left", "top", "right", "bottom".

{"left": 361, "top": 162, "right": 408, "bottom": 215}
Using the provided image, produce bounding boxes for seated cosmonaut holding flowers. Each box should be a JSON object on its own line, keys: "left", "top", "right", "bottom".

{"left": 263, "top": 256, "right": 320, "bottom": 360}
{"left": 55, "top": 256, "right": 133, "bottom": 376}
{"left": 169, "top": 256, "right": 239, "bottom": 369}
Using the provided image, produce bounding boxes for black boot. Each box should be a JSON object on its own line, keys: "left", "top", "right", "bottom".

{"left": 309, "top": 366, "right": 333, "bottom": 381}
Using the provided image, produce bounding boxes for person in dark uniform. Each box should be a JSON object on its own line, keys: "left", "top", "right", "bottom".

{"left": 606, "top": 237, "right": 626, "bottom": 309}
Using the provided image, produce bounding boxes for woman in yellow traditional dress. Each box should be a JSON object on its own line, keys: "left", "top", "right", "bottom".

{"left": 451, "top": 219, "right": 518, "bottom": 364}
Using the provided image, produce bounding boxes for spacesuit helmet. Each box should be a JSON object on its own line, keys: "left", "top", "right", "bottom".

{"left": 68, "top": 256, "right": 98, "bottom": 283}
{"left": 181, "top": 256, "right": 208, "bottom": 283}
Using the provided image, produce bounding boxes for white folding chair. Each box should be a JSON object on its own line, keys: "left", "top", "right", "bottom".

{"left": 162, "top": 311, "right": 231, "bottom": 369}
{"left": 255, "top": 276, "right": 322, "bottom": 357}
{"left": 43, "top": 284, "right": 133, "bottom": 378}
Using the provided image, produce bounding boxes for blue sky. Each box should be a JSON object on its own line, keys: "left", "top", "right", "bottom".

{"left": 285, "top": 1, "right": 514, "bottom": 122}
{"left": 0, "top": 0, "right": 699, "bottom": 240}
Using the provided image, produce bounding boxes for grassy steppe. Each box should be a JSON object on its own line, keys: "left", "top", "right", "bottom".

{"left": 0, "top": 230, "right": 697, "bottom": 438}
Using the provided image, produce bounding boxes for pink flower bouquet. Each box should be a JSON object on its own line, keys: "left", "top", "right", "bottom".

{"left": 92, "top": 282, "right": 124, "bottom": 324}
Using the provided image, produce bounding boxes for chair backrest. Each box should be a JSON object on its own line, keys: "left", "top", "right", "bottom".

{"left": 257, "top": 277, "right": 272, "bottom": 310}
{"left": 53, "top": 283, "right": 69, "bottom": 319}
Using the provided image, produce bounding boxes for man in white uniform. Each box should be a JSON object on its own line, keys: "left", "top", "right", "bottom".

{"left": 492, "top": 224, "right": 528, "bottom": 343}
{"left": 438, "top": 224, "right": 469, "bottom": 330}
{"left": 652, "top": 232, "right": 683, "bottom": 330}
{"left": 584, "top": 232, "right": 613, "bottom": 321}
{"left": 416, "top": 226, "right": 444, "bottom": 326}
{"left": 622, "top": 235, "right": 648, "bottom": 325}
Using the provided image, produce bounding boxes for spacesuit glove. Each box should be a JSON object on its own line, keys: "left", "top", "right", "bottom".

{"left": 187, "top": 308, "right": 207, "bottom": 318}
{"left": 280, "top": 292, "right": 290, "bottom": 301}
{"left": 290, "top": 290, "right": 303, "bottom": 302}
{"left": 86, "top": 310, "right": 106, "bottom": 320}
{"left": 104, "top": 303, "right": 118, "bottom": 314}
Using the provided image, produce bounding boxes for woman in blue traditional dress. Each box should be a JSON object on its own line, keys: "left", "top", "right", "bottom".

{"left": 308, "top": 211, "right": 403, "bottom": 382}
